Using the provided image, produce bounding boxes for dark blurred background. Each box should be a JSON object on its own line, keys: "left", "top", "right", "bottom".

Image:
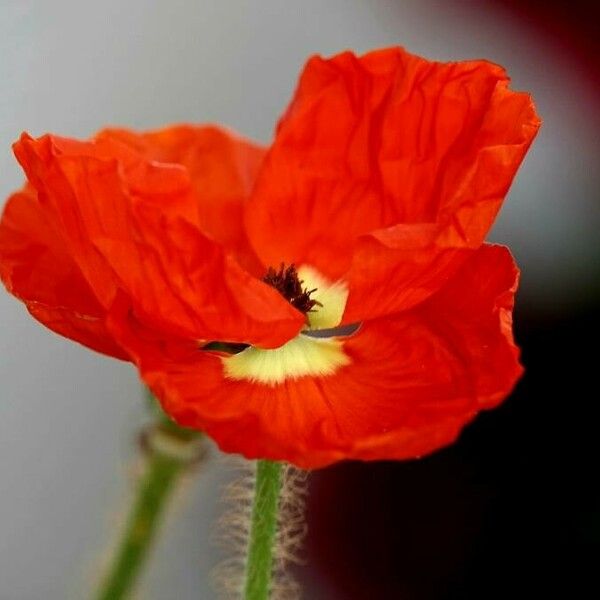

{"left": 0, "top": 1, "right": 598, "bottom": 598}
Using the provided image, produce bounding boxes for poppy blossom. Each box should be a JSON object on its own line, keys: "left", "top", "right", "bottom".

{"left": 0, "top": 47, "right": 540, "bottom": 468}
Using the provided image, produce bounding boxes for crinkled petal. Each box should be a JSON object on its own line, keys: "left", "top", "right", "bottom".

{"left": 107, "top": 244, "right": 522, "bottom": 468}
{"left": 0, "top": 186, "right": 127, "bottom": 358}
{"left": 97, "top": 125, "right": 266, "bottom": 272}
{"left": 245, "top": 47, "right": 540, "bottom": 320}
{"left": 13, "top": 133, "right": 304, "bottom": 349}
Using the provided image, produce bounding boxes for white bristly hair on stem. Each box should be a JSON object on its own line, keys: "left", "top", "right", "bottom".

{"left": 212, "top": 456, "right": 309, "bottom": 600}
{"left": 271, "top": 464, "right": 309, "bottom": 599}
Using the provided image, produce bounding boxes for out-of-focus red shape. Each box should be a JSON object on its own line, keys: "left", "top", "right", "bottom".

{"left": 496, "top": 0, "right": 600, "bottom": 92}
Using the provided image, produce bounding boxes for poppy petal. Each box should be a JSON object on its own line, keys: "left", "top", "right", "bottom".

{"left": 96, "top": 125, "right": 266, "bottom": 273}
{"left": 340, "top": 243, "right": 523, "bottom": 462}
{"left": 107, "top": 244, "right": 521, "bottom": 468}
{"left": 13, "top": 133, "right": 304, "bottom": 349}
{"left": 0, "top": 186, "right": 127, "bottom": 358}
{"left": 246, "top": 47, "right": 540, "bottom": 319}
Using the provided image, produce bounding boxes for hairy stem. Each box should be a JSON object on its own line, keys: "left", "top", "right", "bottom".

{"left": 244, "top": 460, "right": 283, "bottom": 600}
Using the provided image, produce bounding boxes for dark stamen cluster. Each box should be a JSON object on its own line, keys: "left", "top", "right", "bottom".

{"left": 263, "top": 263, "right": 322, "bottom": 314}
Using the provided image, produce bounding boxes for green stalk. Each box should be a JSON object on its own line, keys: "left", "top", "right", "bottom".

{"left": 244, "top": 460, "right": 283, "bottom": 600}
{"left": 95, "top": 420, "right": 203, "bottom": 600}
{"left": 95, "top": 451, "right": 183, "bottom": 600}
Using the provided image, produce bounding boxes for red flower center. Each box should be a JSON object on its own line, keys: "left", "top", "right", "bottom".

{"left": 262, "top": 264, "right": 322, "bottom": 314}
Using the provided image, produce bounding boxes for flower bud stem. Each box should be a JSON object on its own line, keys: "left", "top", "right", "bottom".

{"left": 244, "top": 460, "right": 283, "bottom": 600}
{"left": 95, "top": 451, "right": 184, "bottom": 600}
{"left": 95, "top": 413, "right": 204, "bottom": 600}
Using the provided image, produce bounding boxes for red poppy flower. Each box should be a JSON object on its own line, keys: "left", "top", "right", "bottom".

{"left": 0, "top": 47, "right": 540, "bottom": 468}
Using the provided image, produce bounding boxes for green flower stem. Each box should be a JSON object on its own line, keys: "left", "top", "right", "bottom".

{"left": 95, "top": 422, "right": 203, "bottom": 600}
{"left": 244, "top": 460, "right": 284, "bottom": 600}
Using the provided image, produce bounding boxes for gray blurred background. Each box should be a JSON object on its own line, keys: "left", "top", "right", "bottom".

{"left": 1, "top": 1, "right": 598, "bottom": 599}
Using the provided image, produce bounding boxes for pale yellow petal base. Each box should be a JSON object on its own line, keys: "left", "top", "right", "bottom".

{"left": 223, "top": 334, "right": 349, "bottom": 386}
